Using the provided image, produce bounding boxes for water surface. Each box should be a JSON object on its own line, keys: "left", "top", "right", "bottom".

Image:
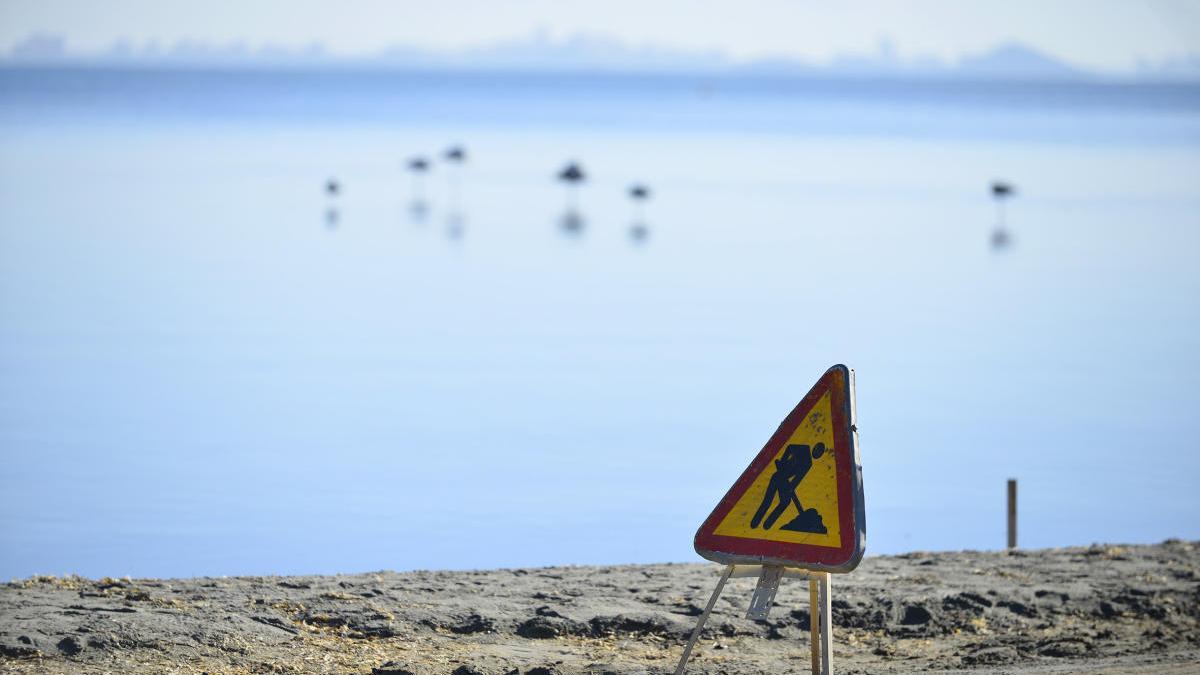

{"left": 1, "top": 69, "right": 1197, "bottom": 578}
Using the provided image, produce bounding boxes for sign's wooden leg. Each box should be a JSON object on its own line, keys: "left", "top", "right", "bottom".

{"left": 818, "top": 571, "right": 832, "bottom": 675}
{"left": 673, "top": 565, "right": 733, "bottom": 675}
{"left": 809, "top": 574, "right": 820, "bottom": 675}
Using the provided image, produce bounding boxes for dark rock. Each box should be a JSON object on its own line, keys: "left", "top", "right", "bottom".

{"left": 301, "top": 609, "right": 396, "bottom": 638}
{"left": 588, "top": 613, "right": 675, "bottom": 638}
{"left": 1111, "top": 590, "right": 1169, "bottom": 619}
{"left": 373, "top": 661, "right": 418, "bottom": 675}
{"left": 828, "top": 597, "right": 890, "bottom": 630}
{"left": 66, "top": 604, "right": 137, "bottom": 613}
{"left": 450, "top": 613, "right": 495, "bottom": 634}
{"left": 450, "top": 666, "right": 491, "bottom": 675}
{"left": 526, "top": 667, "right": 560, "bottom": 675}
{"left": 962, "top": 645, "right": 1019, "bottom": 665}
{"left": 943, "top": 591, "right": 993, "bottom": 612}
{"left": 764, "top": 621, "right": 795, "bottom": 640}
{"left": 997, "top": 600, "right": 1038, "bottom": 617}
{"left": 789, "top": 608, "right": 812, "bottom": 630}
{"left": 249, "top": 614, "right": 299, "bottom": 634}
{"left": 56, "top": 636, "right": 84, "bottom": 656}
{"left": 302, "top": 613, "right": 346, "bottom": 628}
{"left": 900, "top": 604, "right": 933, "bottom": 625}
{"left": 0, "top": 639, "right": 42, "bottom": 659}
{"left": 672, "top": 602, "right": 704, "bottom": 616}
{"left": 353, "top": 620, "right": 398, "bottom": 638}
{"left": 1038, "top": 638, "right": 1091, "bottom": 657}
{"left": 516, "top": 616, "right": 574, "bottom": 639}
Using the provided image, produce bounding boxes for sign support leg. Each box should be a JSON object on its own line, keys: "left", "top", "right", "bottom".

{"left": 673, "top": 564, "right": 733, "bottom": 675}
{"left": 818, "top": 571, "right": 832, "bottom": 675}
{"left": 808, "top": 574, "right": 820, "bottom": 674}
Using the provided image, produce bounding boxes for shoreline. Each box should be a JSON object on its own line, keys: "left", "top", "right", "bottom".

{"left": 3, "top": 541, "right": 1198, "bottom": 674}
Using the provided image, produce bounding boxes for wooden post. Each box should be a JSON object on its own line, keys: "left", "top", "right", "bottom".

{"left": 809, "top": 575, "right": 820, "bottom": 674}
{"left": 1007, "top": 478, "right": 1017, "bottom": 549}
{"left": 818, "top": 572, "right": 832, "bottom": 675}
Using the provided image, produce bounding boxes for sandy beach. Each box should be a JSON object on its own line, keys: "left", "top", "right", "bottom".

{"left": 2, "top": 540, "right": 1197, "bottom": 674}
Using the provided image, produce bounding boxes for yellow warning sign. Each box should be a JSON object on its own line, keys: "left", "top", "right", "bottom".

{"left": 712, "top": 392, "right": 842, "bottom": 548}
{"left": 694, "top": 364, "right": 865, "bottom": 572}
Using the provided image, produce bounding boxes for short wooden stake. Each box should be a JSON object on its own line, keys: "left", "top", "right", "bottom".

{"left": 1007, "top": 478, "right": 1017, "bottom": 549}
{"left": 808, "top": 575, "right": 820, "bottom": 674}
{"left": 818, "top": 572, "right": 832, "bottom": 675}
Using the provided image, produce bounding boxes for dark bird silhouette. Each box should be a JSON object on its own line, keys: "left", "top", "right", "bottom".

{"left": 323, "top": 179, "right": 340, "bottom": 229}
{"left": 407, "top": 156, "right": 431, "bottom": 221}
{"left": 557, "top": 162, "right": 587, "bottom": 233}
{"left": 628, "top": 183, "right": 652, "bottom": 242}
{"left": 442, "top": 145, "right": 467, "bottom": 220}
{"left": 558, "top": 162, "right": 585, "bottom": 185}
{"left": 990, "top": 180, "right": 1016, "bottom": 250}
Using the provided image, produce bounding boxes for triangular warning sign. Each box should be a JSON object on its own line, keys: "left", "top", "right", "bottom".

{"left": 694, "top": 364, "right": 865, "bottom": 573}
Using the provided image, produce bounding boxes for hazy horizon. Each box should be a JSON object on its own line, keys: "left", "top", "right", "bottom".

{"left": 2, "top": 0, "right": 1199, "bottom": 78}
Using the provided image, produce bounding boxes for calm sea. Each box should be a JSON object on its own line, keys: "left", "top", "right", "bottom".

{"left": 1, "top": 68, "right": 1198, "bottom": 579}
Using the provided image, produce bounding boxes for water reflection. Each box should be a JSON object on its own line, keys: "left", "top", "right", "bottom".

{"left": 627, "top": 183, "right": 652, "bottom": 244}
{"left": 558, "top": 209, "right": 585, "bottom": 235}
{"left": 324, "top": 177, "right": 340, "bottom": 229}
{"left": 408, "top": 156, "right": 431, "bottom": 222}
{"left": 990, "top": 180, "right": 1015, "bottom": 252}
{"left": 446, "top": 211, "right": 466, "bottom": 240}
{"left": 556, "top": 162, "right": 586, "bottom": 235}
{"left": 990, "top": 227, "right": 1012, "bottom": 250}
{"left": 409, "top": 199, "right": 430, "bottom": 223}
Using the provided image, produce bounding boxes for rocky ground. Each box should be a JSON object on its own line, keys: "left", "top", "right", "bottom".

{"left": 2, "top": 541, "right": 1198, "bottom": 674}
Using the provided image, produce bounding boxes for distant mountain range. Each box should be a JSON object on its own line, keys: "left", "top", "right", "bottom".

{"left": 5, "top": 31, "right": 1199, "bottom": 82}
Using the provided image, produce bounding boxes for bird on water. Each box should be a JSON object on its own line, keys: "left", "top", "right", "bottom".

{"left": 628, "top": 183, "right": 651, "bottom": 242}
{"left": 990, "top": 180, "right": 1016, "bottom": 250}
{"left": 408, "top": 156, "right": 431, "bottom": 220}
{"left": 324, "top": 178, "right": 340, "bottom": 228}
{"left": 442, "top": 146, "right": 468, "bottom": 238}
{"left": 557, "top": 162, "right": 587, "bottom": 233}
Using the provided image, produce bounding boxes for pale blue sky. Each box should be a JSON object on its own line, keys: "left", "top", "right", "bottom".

{"left": 1, "top": 0, "right": 1198, "bottom": 73}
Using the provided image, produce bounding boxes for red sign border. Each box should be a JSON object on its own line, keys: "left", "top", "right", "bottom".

{"left": 693, "top": 364, "right": 866, "bottom": 573}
